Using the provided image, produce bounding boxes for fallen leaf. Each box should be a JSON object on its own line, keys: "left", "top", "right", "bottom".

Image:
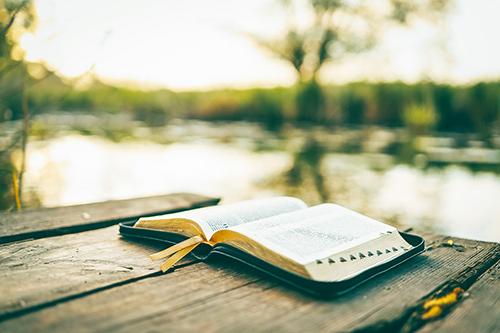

{"left": 421, "top": 287, "right": 464, "bottom": 320}
{"left": 422, "top": 305, "right": 442, "bottom": 320}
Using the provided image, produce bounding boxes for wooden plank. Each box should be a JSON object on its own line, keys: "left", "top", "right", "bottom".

{"left": 1, "top": 234, "right": 497, "bottom": 332}
{"left": 0, "top": 226, "right": 183, "bottom": 318}
{"left": 417, "top": 260, "right": 500, "bottom": 333}
{"left": 0, "top": 193, "right": 219, "bottom": 243}
{"left": 0, "top": 260, "right": 262, "bottom": 332}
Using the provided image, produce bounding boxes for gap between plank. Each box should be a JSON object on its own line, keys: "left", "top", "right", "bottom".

{"left": 0, "top": 198, "right": 219, "bottom": 245}
{"left": 0, "top": 260, "right": 199, "bottom": 323}
{"left": 351, "top": 243, "right": 500, "bottom": 333}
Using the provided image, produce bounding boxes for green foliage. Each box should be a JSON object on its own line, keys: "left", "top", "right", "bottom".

{"left": 403, "top": 104, "right": 438, "bottom": 134}
{"left": 296, "top": 80, "right": 325, "bottom": 123}
{"left": 329, "top": 81, "right": 499, "bottom": 135}
{"left": 250, "top": 0, "right": 452, "bottom": 125}
{"left": 0, "top": 0, "right": 38, "bottom": 210}
{"left": 0, "top": 0, "right": 36, "bottom": 122}
{"left": 182, "top": 87, "right": 290, "bottom": 131}
{"left": 11, "top": 79, "right": 499, "bottom": 136}
{"left": 339, "top": 88, "right": 366, "bottom": 125}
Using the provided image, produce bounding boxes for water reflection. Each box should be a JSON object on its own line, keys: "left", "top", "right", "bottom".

{"left": 25, "top": 135, "right": 290, "bottom": 206}
{"left": 10, "top": 115, "right": 499, "bottom": 242}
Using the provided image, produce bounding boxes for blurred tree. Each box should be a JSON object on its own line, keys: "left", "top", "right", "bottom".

{"left": 0, "top": 0, "right": 37, "bottom": 210}
{"left": 1, "top": 0, "right": 38, "bottom": 122}
{"left": 295, "top": 79, "right": 324, "bottom": 122}
{"left": 254, "top": 0, "right": 451, "bottom": 122}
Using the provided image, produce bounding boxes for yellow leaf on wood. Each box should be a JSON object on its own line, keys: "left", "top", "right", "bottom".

{"left": 421, "top": 287, "right": 464, "bottom": 320}
{"left": 422, "top": 305, "right": 442, "bottom": 320}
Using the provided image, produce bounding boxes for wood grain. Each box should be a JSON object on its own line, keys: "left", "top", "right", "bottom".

{"left": 0, "top": 193, "right": 219, "bottom": 243}
{"left": 0, "top": 226, "right": 188, "bottom": 317}
{"left": 1, "top": 234, "right": 497, "bottom": 333}
{"left": 417, "top": 260, "right": 500, "bottom": 333}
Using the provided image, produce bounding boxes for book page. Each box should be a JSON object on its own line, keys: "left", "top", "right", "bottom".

{"left": 228, "top": 204, "right": 335, "bottom": 233}
{"left": 140, "top": 196, "right": 307, "bottom": 238}
{"left": 230, "top": 204, "right": 401, "bottom": 265}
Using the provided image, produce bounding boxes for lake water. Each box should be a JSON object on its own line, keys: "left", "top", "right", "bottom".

{"left": 8, "top": 116, "right": 500, "bottom": 242}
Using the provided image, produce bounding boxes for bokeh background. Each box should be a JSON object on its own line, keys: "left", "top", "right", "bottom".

{"left": 1, "top": 0, "right": 499, "bottom": 241}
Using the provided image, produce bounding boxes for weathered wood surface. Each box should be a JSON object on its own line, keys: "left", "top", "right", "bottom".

{"left": 0, "top": 193, "right": 219, "bottom": 244}
{"left": 417, "top": 261, "right": 500, "bottom": 333}
{"left": 0, "top": 193, "right": 498, "bottom": 333}
{"left": 1, "top": 233, "right": 498, "bottom": 332}
{"left": 0, "top": 227, "right": 166, "bottom": 317}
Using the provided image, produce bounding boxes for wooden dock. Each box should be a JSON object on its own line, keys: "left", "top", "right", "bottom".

{"left": 0, "top": 193, "right": 498, "bottom": 332}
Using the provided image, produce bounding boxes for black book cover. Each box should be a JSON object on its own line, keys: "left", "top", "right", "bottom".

{"left": 119, "top": 221, "right": 425, "bottom": 297}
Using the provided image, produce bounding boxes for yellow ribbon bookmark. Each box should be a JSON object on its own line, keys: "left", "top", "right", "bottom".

{"left": 150, "top": 236, "right": 204, "bottom": 261}
{"left": 159, "top": 243, "right": 200, "bottom": 272}
{"left": 149, "top": 236, "right": 204, "bottom": 273}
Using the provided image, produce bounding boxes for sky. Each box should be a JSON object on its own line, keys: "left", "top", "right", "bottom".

{"left": 19, "top": 0, "right": 500, "bottom": 91}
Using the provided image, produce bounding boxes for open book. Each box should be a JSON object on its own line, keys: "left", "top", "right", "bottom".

{"left": 119, "top": 196, "right": 424, "bottom": 295}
